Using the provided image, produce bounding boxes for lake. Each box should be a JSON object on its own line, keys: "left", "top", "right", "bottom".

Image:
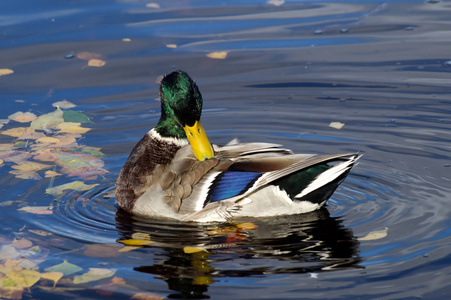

{"left": 0, "top": 0, "right": 450, "bottom": 299}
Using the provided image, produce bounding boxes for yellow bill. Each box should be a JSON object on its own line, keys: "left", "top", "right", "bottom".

{"left": 184, "top": 121, "right": 214, "bottom": 161}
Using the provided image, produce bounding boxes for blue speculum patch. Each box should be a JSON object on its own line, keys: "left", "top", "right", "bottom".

{"left": 209, "top": 171, "right": 262, "bottom": 202}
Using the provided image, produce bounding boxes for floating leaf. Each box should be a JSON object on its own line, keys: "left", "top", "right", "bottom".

{"left": 0, "top": 69, "right": 14, "bottom": 77}
{"left": 41, "top": 272, "right": 64, "bottom": 287}
{"left": 0, "top": 200, "right": 13, "bottom": 206}
{"left": 359, "top": 228, "right": 388, "bottom": 241}
{"left": 11, "top": 161, "right": 52, "bottom": 172}
{"left": 166, "top": 44, "right": 177, "bottom": 48}
{"left": 30, "top": 107, "right": 64, "bottom": 131}
{"left": 0, "top": 286, "right": 23, "bottom": 300}
{"left": 62, "top": 111, "right": 92, "bottom": 123}
{"left": 8, "top": 112, "right": 37, "bottom": 123}
{"left": 11, "top": 239, "right": 33, "bottom": 249}
{"left": 28, "top": 229, "right": 52, "bottom": 236}
{"left": 122, "top": 38, "right": 131, "bottom": 42}
{"left": 146, "top": 3, "right": 161, "bottom": 8}
{"left": 329, "top": 121, "right": 345, "bottom": 130}
{"left": 36, "top": 136, "right": 61, "bottom": 144}
{"left": 0, "top": 159, "right": 3, "bottom": 165}
{"left": 0, "top": 245, "right": 20, "bottom": 260}
{"left": 52, "top": 100, "right": 76, "bottom": 109}
{"left": 1, "top": 127, "right": 34, "bottom": 137}
{"left": 6, "top": 269, "right": 41, "bottom": 288}
{"left": 56, "top": 122, "right": 90, "bottom": 134}
{"left": 44, "top": 170, "right": 61, "bottom": 178}
{"left": 44, "top": 260, "right": 82, "bottom": 276}
{"left": 65, "top": 166, "right": 108, "bottom": 180}
{"left": 267, "top": 0, "right": 285, "bottom": 6}
{"left": 77, "top": 52, "right": 105, "bottom": 61}
{"left": 32, "top": 149, "right": 58, "bottom": 162}
{"left": 206, "top": 51, "right": 228, "bottom": 59}
{"left": 9, "top": 170, "right": 42, "bottom": 180}
{"left": 73, "top": 268, "right": 116, "bottom": 284}
{"left": 18, "top": 206, "right": 53, "bottom": 214}
{"left": 17, "top": 131, "right": 46, "bottom": 140}
{"left": 88, "top": 59, "right": 106, "bottom": 67}
{"left": 45, "top": 181, "right": 99, "bottom": 196}
{"left": 83, "top": 244, "right": 122, "bottom": 258}
{"left": 0, "top": 144, "right": 14, "bottom": 151}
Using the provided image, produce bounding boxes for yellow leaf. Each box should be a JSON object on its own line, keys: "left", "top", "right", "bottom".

{"left": 235, "top": 222, "right": 257, "bottom": 230}
{"left": 56, "top": 122, "right": 90, "bottom": 134}
{"left": 183, "top": 246, "right": 206, "bottom": 254}
{"left": 30, "top": 107, "right": 64, "bottom": 131}
{"left": 0, "top": 69, "right": 14, "bottom": 76}
{"left": 11, "top": 161, "right": 52, "bottom": 172}
{"left": 117, "top": 239, "right": 154, "bottom": 246}
{"left": 1, "top": 127, "right": 34, "bottom": 137}
{"left": 359, "top": 228, "right": 388, "bottom": 241}
{"left": 73, "top": 268, "right": 116, "bottom": 284}
{"left": 41, "top": 272, "right": 64, "bottom": 287}
{"left": 8, "top": 112, "right": 37, "bottom": 123}
{"left": 88, "top": 59, "right": 106, "bottom": 67}
{"left": 44, "top": 170, "right": 61, "bottom": 178}
{"left": 52, "top": 100, "right": 76, "bottom": 109}
{"left": 0, "top": 158, "right": 3, "bottom": 165}
{"left": 45, "top": 181, "right": 99, "bottom": 196}
{"left": 166, "top": 44, "right": 177, "bottom": 48}
{"left": 329, "top": 122, "right": 345, "bottom": 130}
{"left": 36, "top": 137, "right": 61, "bottom": 144}
{"left": 206, "top": 51, "right": 228, "bottom": 59}
{"left": 6, "top": 269, "right": 41, "bottom": 288}
{"left": 77, "top": 52, "right": 105, "bottom": 60}
{"left": 122, "top": 38, "right": 131, "bottom": 42}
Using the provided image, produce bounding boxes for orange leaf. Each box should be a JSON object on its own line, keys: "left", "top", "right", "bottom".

{"left": 88, "top": 59, "right": 106, "bottom": 67}
{"left": 8, "top": 112, "right": 37, "bottom": 123}
{"left": 77, "top": 52, "right": 105, "bottom": 60}
{"left": 1, "top": 127, "right": 34, "bottom": 137}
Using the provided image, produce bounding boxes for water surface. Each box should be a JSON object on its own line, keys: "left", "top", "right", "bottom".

{"left": 1, "top": 0, "right": 450, "bottom": 299}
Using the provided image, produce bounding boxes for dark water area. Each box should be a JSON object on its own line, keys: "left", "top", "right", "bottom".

{"left": 1, "top": 0, "right": 451, "bottom": 299}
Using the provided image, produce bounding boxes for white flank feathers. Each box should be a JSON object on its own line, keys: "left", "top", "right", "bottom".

{"left": 295, "top": 155, "right": 360, "bottom": 198}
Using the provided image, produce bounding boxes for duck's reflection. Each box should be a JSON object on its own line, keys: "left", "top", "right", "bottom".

{"left": 116, "top": 208, "right": 361, "bottom": 299}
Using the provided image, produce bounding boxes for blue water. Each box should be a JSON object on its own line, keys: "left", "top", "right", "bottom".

{"left": 1, "top": 0, "right": 450, "bottom": 299}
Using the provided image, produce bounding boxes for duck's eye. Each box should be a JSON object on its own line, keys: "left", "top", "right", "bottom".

{"left": 189, "top": 132, "right": 193, "bottom": 136}
{"left": 198, "top": 128, "right": 201, "bottom": 134}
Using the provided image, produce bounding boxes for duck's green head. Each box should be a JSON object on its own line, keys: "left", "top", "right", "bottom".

{"left": 156, "top": 70, "right": 214, "bottom": 161}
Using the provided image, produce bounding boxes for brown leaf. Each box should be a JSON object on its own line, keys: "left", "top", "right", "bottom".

{"left": 32, "top": 149, "right": 59, "bottom": 162}
{"left": 11, "top": 239, "right": 33, "bottom": 249}
{"left": 64, "top": 166, "right": 108, "bottom": 180}
{"left": 83, "top": 244, "right": 122, "bottom": 258}
{"left": 1, "top": 151, "right": 33, "bottom": 164}
{"left": 11, "top": 161, "right": 52, "bottom": 172}
{"left": 17, "top": 131, "right": 46, "bottom": 140}
{"left": 0, "top": 287, "right": 24, "bottom": 300}
{"left": 9, "top": 170, "right": 42, "bottom": 180}
{"left": 8, "top": 112, "right": 37, "bottom": 123}
{"left": 1, "top": 127, "right": 34, "bottom": 138}
{"left": 77, "top": 52, "right": 105, "bottom": 61}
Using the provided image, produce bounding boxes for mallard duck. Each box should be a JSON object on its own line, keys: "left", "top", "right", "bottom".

{"left": 116, "top": 70, "right": 360, "bottom": 222}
